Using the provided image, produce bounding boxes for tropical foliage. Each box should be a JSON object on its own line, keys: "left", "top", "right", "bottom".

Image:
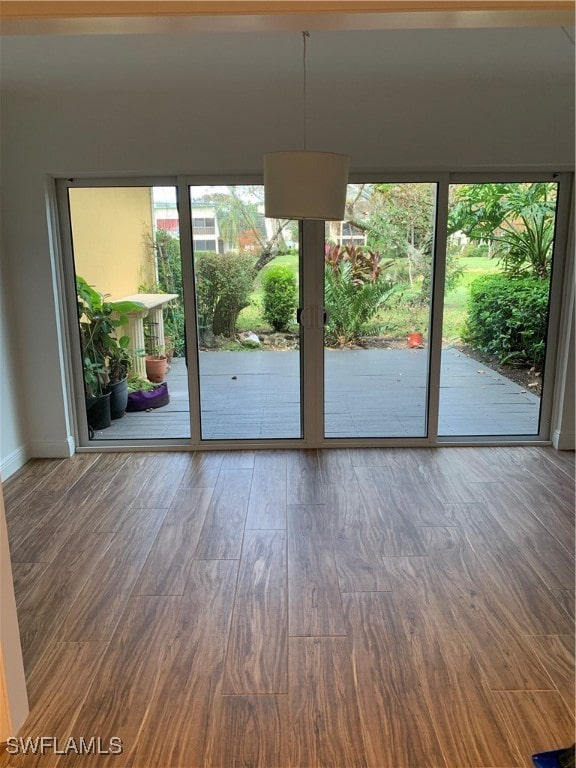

{"left": 324, "top": 244, "right": 396, "bottom": 345}
{"left": 340, "top": 183, "right": 461, "bottom": 303}
{"left": 449, "top": 182, "right": 557, "bottom": 279}
{"left": 76, "top": 276, "right": 143, "bottom": 397}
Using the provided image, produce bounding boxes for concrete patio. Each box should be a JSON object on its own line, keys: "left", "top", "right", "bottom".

{"left": 91, "top": 347, "right": 541, "bottom": 441}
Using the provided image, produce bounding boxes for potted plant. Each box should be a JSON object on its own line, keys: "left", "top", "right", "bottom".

{"left": 82, "top": 357, "right": 112, "bottom": 430}
{"left": 407, "top": 322, "right": 426, "bottom": 348}
{"left": 126, "top": 377, "right": 170, "bottom": 411}
{"left": 76, "top": 276, "right": 144, "bottom": 427}
{"left": 106, "top": 338, "right": 132, "bottom": 419}
{"left": 145, "top": 344, "right": 168, "bottom": 383}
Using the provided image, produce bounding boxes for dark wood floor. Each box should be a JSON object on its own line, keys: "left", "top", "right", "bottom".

{"left": 2, "top": 446, "right": 574, "bottom": 768}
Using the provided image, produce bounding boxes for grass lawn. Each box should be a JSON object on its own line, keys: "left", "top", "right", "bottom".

{"left": 237, "top": 253, "right": 499, "bottom": 343}
{"left": 442, "top": 255, "right": 498, "bottom": 341}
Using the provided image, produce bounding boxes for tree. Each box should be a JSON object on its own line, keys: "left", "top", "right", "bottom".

{"left": 448, "top": 182, "right": 557, "bottom": 279}
{"left": 203, "top": 188, "right": 295, "bottom": 335}
{"left": 371, "top": 184, "right": 434, "bottom": 257}
{"left": 344, "top": 184, "right": 461, "bottom": 304}
{"left": 194, "top": 250, "right": 256, "bottom": 341}
{"left": 215, "top": 191, "right": 260, "bottom": 251}
{"left": 213, "top": 187, "right": 292, "bottom": 274}
{"left": 338, "top": 184, "right": 435, "bottom": 266}
{"left": 370, "top": 184, "right": 436, "bottom": 292}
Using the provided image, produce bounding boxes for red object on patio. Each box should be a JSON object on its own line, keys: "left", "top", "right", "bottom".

{"left": 408, "top": 332, "right": 424, "bottom": 348}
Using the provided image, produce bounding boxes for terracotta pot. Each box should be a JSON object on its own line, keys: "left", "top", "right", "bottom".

{"left": 145, "top": 355, "right": 168, "bottom": 383}
{"left": 407, "top": 332, "right": 424, "bottom": 348}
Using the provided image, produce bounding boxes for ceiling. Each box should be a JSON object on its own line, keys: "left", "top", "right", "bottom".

{"left": 0, "top": 7, "right": 573, "bottom": 178}
{"left": 0, "top": 20, "right": 574, "bottom": 96}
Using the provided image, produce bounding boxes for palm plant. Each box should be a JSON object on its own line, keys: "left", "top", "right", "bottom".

{"left": 324, "top": 244, "right": 396, "bottom": 345}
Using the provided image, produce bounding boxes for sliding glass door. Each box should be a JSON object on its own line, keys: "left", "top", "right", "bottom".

{"left": 68, "top": 185, "right": 191, "bottom": 441}
{"left": 438, "top": 180, "right": 561, "bottom": 437}
{"left": 189, "top": 185, "right": 302, "bottom": 440}
{"left": 61, "top": 173, "right": 569, "bottom": 448}
{"left": 324, "top": 183, "right": 437, "bottom": 438}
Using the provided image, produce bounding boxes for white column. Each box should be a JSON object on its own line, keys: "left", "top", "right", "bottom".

{"left": 127, "top": 311, "right": 147, "bottom": 378}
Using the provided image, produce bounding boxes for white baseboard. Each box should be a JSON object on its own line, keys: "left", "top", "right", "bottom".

{"left": 0, "top": 446, "right": 29, "bottom": 482}
{"left": 29, "top": 436, "right": 75, "bottom": 459}
{"left": 552, "top": 428, "right": 576, "bottom": 451}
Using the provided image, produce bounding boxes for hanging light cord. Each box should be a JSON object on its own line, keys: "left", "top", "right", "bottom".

{"left": 302, "top": 30, "right": 310, "bottom": 152}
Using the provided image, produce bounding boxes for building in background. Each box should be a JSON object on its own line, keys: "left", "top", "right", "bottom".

{"left": 154, "top": 199, "right": 221, "bottom": 253}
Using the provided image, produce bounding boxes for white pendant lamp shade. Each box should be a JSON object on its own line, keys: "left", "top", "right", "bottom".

{"left": 264, "top": 150, "right": 350, "bottom": 220}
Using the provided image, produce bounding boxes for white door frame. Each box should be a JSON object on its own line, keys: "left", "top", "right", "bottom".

{"left": 0, "top": 482, "right": 29, "bottom": 741}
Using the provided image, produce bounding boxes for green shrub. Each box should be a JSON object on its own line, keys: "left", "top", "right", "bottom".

{"left": 194, "top": 250, "right": 256, "bottom": 340}
{"left": 262, "top": 265, "right": 297, "bottom": 332}
{"left": 463, "top": 274, "right": 550, "bottom": 368}
{"left": 164, "top": 311, "right": 185, "bottom": 356}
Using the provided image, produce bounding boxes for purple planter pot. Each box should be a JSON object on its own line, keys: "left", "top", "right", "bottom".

{"left": 126, "top": 382, "right": 170, "bottom": 412}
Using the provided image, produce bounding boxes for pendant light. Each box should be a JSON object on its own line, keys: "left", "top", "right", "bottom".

{"left": 264, "top": 32, "right": 350, "bottom": 221}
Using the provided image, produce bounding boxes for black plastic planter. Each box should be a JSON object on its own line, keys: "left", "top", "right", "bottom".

{"left": 107, "top": 377, "right": 128, "bottom": 419}
{"left": 86, "top": 392, "right": 112, "bottom": 430}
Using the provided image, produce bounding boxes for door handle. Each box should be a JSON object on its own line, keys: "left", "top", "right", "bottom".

{"left": 297, "top": 306, "right": 329, "bottom": 328}
{"left": 297, "top": 306, "right": 313, "bottom": 328}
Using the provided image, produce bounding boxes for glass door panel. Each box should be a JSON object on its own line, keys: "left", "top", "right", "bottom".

{"left": 324, "top": 183, "right": 437, "bottom": 438}
{"left": 69, "top": 186, "right": 190, "bottom": 441}
{"left": 439, "top": 181, "right": 558, "bottom": 437}
{"left": 190, "top": 185, "right": 301, "bottom": 440}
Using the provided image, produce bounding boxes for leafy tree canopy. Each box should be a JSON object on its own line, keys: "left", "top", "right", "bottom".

{"left": 448, "top": 182, "right": 557, "bottom": 279}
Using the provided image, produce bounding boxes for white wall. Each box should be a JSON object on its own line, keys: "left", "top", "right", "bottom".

{"left": 0, "top": 113, "right": 74, "bottom": 469}
{"left": 0, "top": 27, "right": 574, "bottom": 466}
{"left": 0, "top": 234, "right": 28, "bottom": 480}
